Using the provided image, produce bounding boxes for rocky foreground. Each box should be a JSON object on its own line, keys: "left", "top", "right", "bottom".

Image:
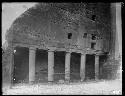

{"left": 2, "top": 79, "right": 122, "bottom": 95}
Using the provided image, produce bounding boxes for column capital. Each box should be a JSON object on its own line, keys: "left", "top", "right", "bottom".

{"left": 47, "top": 46, "right": 56, "bottom": 52}
{"left": 29, "top": 47, "right": 36, "bottom": 50}
{"left": 95, "top": 53, "right": 100, "bottom": 56}
{"left": 65, "top": 49, "right": 72, "bottom": 53}
{"left": 81, "top": 52, "right": 86, "bottom": 55}
{"left": 66, "top": 51, "right": 72, "bottom": 53}
{"left": 48, "top": 49, "right": 55, "bottom": 52}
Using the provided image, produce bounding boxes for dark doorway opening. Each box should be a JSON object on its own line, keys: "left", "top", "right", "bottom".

{"left": 85, "top": 54, "right": 95, "bottom": 80}
{"left": 91, "top": 15, "right": 96, "bottom": 21}
{"left": 54, "top": 51, "right": 65, "bottom": 82}
{"left": 91, "top": 43, "right": 96, "bottom": 49}
{"left": 99, "top": 55, "right": 108, "bottom": 79}
{"left": 68, "top": 33, "right": 72, "bottom": 39}
{"left": 91, "top": 34, "right": 96, "bottom": 40}
{"left": 70, "top": 52, "right": 81, "bottom": 82}
{"left": 83, "top": 33, "right": 87, "bottom": 38}
{"left": 13, "top": 47, "right": 29, "bottom": 84}
{"left": 35, "top": 49, "right": 48, "bottom": 83}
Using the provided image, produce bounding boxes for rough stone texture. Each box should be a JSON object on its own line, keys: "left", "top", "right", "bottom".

{"left": 2, "top": 3, "right": 114, "bottom": 88}
{"left": 3, "top": 80, "right": 122, "bottom": 95}
{"left": 5, "top": 3, "right": 111, "bottom": 52}
{"left": 2, "top": 44, "right": 13, "bottom": 88}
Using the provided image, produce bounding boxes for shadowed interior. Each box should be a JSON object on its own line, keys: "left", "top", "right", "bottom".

{"left": 13, "top": 47, "right": 108, "bottom": 84}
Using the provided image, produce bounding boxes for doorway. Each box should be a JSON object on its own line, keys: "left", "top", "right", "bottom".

{"left": 85, "top": 54, "right": 95, "bottom": 80}
{"left": 35, "top": 49, "right": 48, "bottom": 83}
{"left": 13, "top": 47, "right": 29, "bottom": 84}
{"left": 70, "top": 52, "right": 81, "bottom": 82}
{"left": 54, "top": 51, "right": 65, "bottom": 82}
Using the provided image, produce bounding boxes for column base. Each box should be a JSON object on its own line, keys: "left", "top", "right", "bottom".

{"left": 95, "top": 78, "right": 99, "bottom": 81}
{"left": 65, "top": 80, "right": 70, "bottom": 83}
{"left": 80, "top": 79, "right": 85, "bottom": 82}
{"left": 29, "top": 81, "right": 35, "bottom": 85}
{"left": 65, "top": 77, "right": 70, "bottom": 81}
{"left": 48, "top": 81, "right": 54, "bottom": 84}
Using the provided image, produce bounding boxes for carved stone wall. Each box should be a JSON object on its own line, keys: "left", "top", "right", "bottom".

{"left": 5, "top": 3, "right": 111, "bottom": 53}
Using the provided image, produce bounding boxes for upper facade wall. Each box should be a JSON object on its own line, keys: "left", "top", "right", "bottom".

{"left": 6, "top": 3, "right": 111, "bottom": 52}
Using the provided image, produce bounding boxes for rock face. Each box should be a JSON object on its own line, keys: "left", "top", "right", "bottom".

{"left": 6, "top": 3, "right": 111, "bottom": 52}
{"left": 2, "top": 3, "right": 112, "bottom": 86}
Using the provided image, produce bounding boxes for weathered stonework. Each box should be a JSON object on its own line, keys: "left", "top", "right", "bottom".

{"left": 3, "top": 3, "right": 116, "bottom": 87}
{"left": 5, "top": 3, "right": 111, "bottom": 54}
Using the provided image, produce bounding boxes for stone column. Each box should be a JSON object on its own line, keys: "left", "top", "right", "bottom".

{"left": 48, "top": 49, "right": 54, "bottom": 82}
{"left": 80, "top": 53, "right": 86, "bottom": 81}
{"left": 65, "top": 51, "right": 71, "bottom": 81}
{"left": 95, "top": 54, "right": 99, "bottom": 80}
{"left": 29, "top": 47, "right": 36, "bottom": 83}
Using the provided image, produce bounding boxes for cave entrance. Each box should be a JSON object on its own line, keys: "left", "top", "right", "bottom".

{"left": 13, "top": 47, "right": 29, "bottom": 84}
{"left": 85, "top": 54, "right": 95, "bottom": 80}
{"left": 54, "top": 51, "right": 65, "bottom": 82}
{"left": 35, "top": 49, "right": 48, "bottom": 83}
{"left": 70, "top": 52, "right": 81, "bottom": 82}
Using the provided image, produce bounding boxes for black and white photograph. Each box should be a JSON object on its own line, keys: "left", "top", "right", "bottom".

{"left": 2, "top": 2, "right": 122, "bottom": 95}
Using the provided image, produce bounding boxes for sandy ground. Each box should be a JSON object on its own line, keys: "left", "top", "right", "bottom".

{"left": 2, "top": 79, "right": 122, "bottom": 95}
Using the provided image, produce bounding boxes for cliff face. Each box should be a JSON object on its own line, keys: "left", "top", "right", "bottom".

{"left": 2, "top": 3, "right": 113, "bottom": 86}
{"left": 6, "top": 3, "right": 111, "bottom": 52}
{"left": 2, "top": 45, "right": 13, "bottom": 87}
